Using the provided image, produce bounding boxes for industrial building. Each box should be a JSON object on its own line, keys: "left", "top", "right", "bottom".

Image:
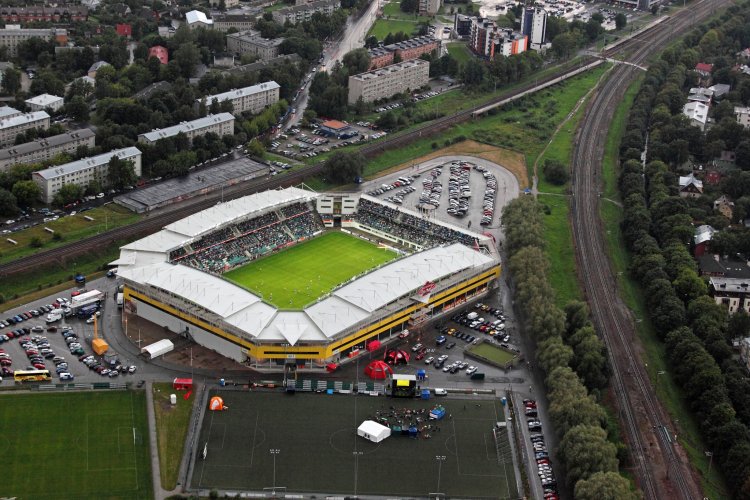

{"left": 0, "top": 128, "right": 95, "bottom": 170}
{"left": 33, "top": 147, "right": 142, "bottom": 203}
{"left": 0, "top": 111, "right": 50, "bottom": 147}
{"left": 138, "top": 113, "right": 235, "bottom": 144}
{"left": 348, "top": 59, "right": 430, "bottom": 104}
{"left": 113, "top": 187, "right": 500, "bottom": 370}
{"left": 197, "top": 81, "right": 280, "bottom": 115}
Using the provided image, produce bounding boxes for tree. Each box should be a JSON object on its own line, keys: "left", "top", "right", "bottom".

{"left": 543, "top": 159, "right": 570, "bottom": 185}
{"left": 0, "top": 188, "right": 17, "bottom": 215}
{"left": 400, "top": 0, "right": 418, "bottom": 13}
{"left": 341, "top": 48, "right": 371, "bottom": 75}
{"left": 107, "top": 156, "right": 137, "bottom": 190}
{"left": 322, "top": 151, "right": 365, "bottom": 184}
{"left": 736, "top": 141, "right": 750, "bottom": 171}
{"left": 574, "top": 471, "right": 638, "bottom": 500}
{"left": 11, "top": 181, "right": 40, "bottom": 208}
{"left": 614, "top": 13, "right": 627, "bottom": 30}
{"left": 558, "top": 425, "right": 619, "bottom": 485}
{"left": 52, "top": 183, "right": 83, "bottom": 206}
{"left": 2, "top": 68, "right": 21, "bottom": 95}
{"left": 673, "top": 268, "right": 707, "bottom": 303}
{"left": 245, "top": 138, "right": 264, "bottom": 158}
{"left": 65, "top": 96, "right": 90, "bottom": 122}
{"left": 174, "top": 43, "right": 201, "bottom": 78}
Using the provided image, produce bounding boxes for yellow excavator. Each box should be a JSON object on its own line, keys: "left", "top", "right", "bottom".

{"left": 92, "top": 315, "right": 109, "bottom": 355}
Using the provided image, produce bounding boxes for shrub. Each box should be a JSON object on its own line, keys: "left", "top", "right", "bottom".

{"left": 543, "top": 159, "right": 570, "bottom": 185}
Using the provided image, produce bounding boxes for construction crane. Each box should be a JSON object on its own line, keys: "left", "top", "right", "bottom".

{"left": 92, "top": 315, "right": 109, "bottom": 356}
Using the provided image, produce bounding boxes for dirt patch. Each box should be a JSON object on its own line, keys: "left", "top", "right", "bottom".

{"left": 371, "top": 140, "right": 529, "bottom": 188}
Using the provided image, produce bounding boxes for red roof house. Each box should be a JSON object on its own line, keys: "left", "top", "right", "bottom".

{"left": 116, "top": 23, "right": 132, "bottom": 37}
{"left": 148, "top": 45, "right": 169, "bottom": 65}
{"left": 695, "top": 62, "right": 714, "bottom": 77}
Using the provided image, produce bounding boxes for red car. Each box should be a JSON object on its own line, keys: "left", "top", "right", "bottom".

{"left": 0, "top": 359, "right": 12, "bottom": 366}
{"left": 415, "top": 350, "right": 427, "bottom": 360}
{"left": 32, "top": 363, "right": 45, "bottom": 370}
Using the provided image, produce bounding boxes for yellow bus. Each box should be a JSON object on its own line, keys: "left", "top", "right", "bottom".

{"left": 13, "top": 369, "right": 52, "bottom": 382}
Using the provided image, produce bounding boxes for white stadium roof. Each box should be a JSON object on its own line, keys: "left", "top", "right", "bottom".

{"left": 115, "top": 188, "right": 498, "bottom": 345}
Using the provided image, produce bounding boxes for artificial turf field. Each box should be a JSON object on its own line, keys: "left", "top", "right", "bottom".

{"left": 0, "top": 391, "right": 153, "bottom": 500}
{"left": 191, "top": 390, "right": 518, "bottom": 498}
{"left": 224, "top": 231, "right": 397, "bottom": 309}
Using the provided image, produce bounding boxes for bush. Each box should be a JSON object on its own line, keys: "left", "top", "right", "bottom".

{"left": 29, "top": 236, "right": 43, "bottom": 248}
{"left": 543, "top": 159, "right": 570, "bottom": 185}
{"left": 52, "top": 232, "right": 62, "bottom": 241}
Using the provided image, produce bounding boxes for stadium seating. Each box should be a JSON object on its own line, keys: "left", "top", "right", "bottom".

{"left": 170, "top": 201, "right": 323, "bottom": 274}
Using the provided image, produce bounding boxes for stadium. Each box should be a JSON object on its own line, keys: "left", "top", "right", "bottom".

{"left": 113, "top": 186, "right": 502, "bottom": 371}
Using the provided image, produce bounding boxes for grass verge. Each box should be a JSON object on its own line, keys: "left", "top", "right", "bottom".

{"left": 601, "top": 74, "right": 642, "bottom": 200}
{"left": 446, "top": 42, "right": 473, "bottom": 65}
{"left": 538, "top": 194, "right": 580, "bottom": 307}
{"left": 153, "top": 382, "right": 195, "bottom": 491}
{"left": 368, "top": 19, "right": 419, "bottom": 40}
{"left": 0, "top": 204, "right": 139, "bottom": 265}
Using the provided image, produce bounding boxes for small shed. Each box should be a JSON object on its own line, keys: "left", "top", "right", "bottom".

{"left": 141, "top": 339, "right": 174, "bottom": 359}
{"left": 357, "top": 420, "right": 391, "bottom": 443}
{"left": 173, "top": 378, "right": 193, "bottom": 390}
{"left": 319, "top": 119, "right": 353, "bottom": 138}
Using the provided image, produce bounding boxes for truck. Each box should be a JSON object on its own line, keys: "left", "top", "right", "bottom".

{"left": 77, "top": 303, "right": 100, "bottom": 319}
{"left": 45, "top": 309, "right": 63, "bottom": 323}
{"left": 70, "top": 289, "right": 103, "bottom": 308}
{"left": 116, "top": 293, "right": 123, "bottom": 309}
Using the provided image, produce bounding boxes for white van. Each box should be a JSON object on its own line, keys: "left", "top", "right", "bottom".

{"left": 434, "top": 388, "right": 447, "bottom": 396}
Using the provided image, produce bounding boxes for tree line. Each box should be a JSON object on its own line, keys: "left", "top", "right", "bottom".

{"left": 501, "top": 196, "right": 631, "bottom": 498}
{"left": 618, "top": 3, "right": 750, "bottom": 494}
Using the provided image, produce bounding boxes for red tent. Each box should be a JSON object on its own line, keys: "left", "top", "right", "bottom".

{"left": 364, "top": 360, "right": 393, "bottom": 380}
{"left": 326, "top": 362, "right": 339, "bottom": 373}
{"left": 384, "top": 349, "right": 410, "bottom": 365}
{"left": 366, "top": 340, "right": 381, "bottom": 351}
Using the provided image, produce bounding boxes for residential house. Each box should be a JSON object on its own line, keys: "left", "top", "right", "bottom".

{"left": 708, "top": 277, "right": 750, "bottom": 314}
{"left": 148, "top": 45, "right": 168, "bottom": 64}
{"left": 116, "top": 24, "right": 132, "bottom": 37}
{"left": 88, "top": 60, "right": 111, "bottom": 78}
{"left": 679, "top": 173, "right": 704, "bottom": 198}
{"left": 698, "top": 254, "right": 750, "bottom": 279}
{"left": 709, "top": 83, "right": 730, "bottom": 99}
{"left": 186, "top": 10, "right": 213, "bottom": 29}
{"left": 687, "top": 87, "right": 713, "bottom": 106}
{"left": 683, "top": 101, "right": 709, "bottom": 131}
{"left": 694, "top": 224, "right": 717, "bottom": 257}
{"left": 695, "top": 62, "right": 714, "bottom": 78}
{"left": 714, "top": 195, "right": 734, "bottom": 220}
{"left": 736, "top": 106, "right": 750, "bottom": 129}
{"left": 25, "top": 94, "right": 64, "bottom": 112}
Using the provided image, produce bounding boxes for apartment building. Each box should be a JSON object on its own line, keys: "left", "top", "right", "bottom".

{"left": 0, "top": 27, "right": 67, "bottom": 57}
{"left": 212, "top": 13, "right": 258, "bottom": 31}
{"left": 368, "top": 35, "right": 440, "bottom": 69}
{"left": 520, "top": 6, "right": 547, "bottom": 49}
{"left": 272, "top": 0, "right": 338, "bottom": 25}
{"left": 0, "top": 111, "right": 50, "bottom": 147}
{"left": 209, "top": 0, "right": 239, "bottom": 8}
{"left": 25, "top": 93, "right": 64, "bottom": 112}
{"left": 226, "top": 30, "right": 284, "bottom": 61}
{"left": 138, "top": 113, "right": 235, "bottom": 144}
{"left": 419, "top": 0, "right": 440, "bottom": 15}
{"left": 0, "top": 6, "right": 88, "bottom": 23}
{"left": 454, "top": 13, "right": 472, "bottom": 39}
{"left": 469, "top": 17, "right": 527, "bottom": 59}
{"left": 197, "top": 81, "right": 280, "bottom": 115}
{"left": 348, "top": 59, "right": 430, "bottom": 105}
{"left": 0, "top": 106, "right": 22, "bottom": 120}
{"left": 709, "top": 277, "right": 750, "bottom": 314}
{"left": 33, "top": 147, "right": 142, "bottom": 203}
{"left": 0, "top": 128, "right": 95, "bottom": 171}
{"left": 185, "top": 10, "right": 213, "bottom": 29}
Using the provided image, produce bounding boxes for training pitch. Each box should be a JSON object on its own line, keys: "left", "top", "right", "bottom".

{"left": 0, "top": 391, "right": 153, "bottom": 500}
{"left": 191, "top": 391, "right": 517, "bottom": 498}
{"left": 224, "top": 232, "right": 397, "bottom": 309}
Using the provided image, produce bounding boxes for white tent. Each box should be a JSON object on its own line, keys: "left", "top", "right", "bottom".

{"left": 141, "top": 339, "right": 174, "bottom": 359}
{"left": 357, "top": 420, "right": 391, "bottom": 443}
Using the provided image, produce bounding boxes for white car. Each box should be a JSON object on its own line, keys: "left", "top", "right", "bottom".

{"left": 466, "top": 366, "right": 478, "bottom": 375}
{"left": 424, "top": 356, "right": 434, "bottom": 365}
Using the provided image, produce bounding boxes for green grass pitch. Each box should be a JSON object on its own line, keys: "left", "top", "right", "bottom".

{"left": 191, "top": 391, "right": 518, "bottom": 498}
{"left": 224, "top": 232, "right": 397, "bottom": 309}
{"left": 0, "top": 391, "right": 153, "bottom": 500}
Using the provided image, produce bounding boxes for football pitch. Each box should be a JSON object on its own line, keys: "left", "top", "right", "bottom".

{"left": 0, "top": 391, "right": 153, "bottom": 500}
{"left": 191, "top": 391, "right": 518, "bottom": 498}
{"left": 224, "top": 231, "right": 397, "bottom": 309}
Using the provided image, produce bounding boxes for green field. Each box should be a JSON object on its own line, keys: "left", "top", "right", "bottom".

{"left": 467, "top": 341, "right": 517, "bottom": 366}
{"left": 191, "top": 391, "right": 517, "bottom": 498}
{"left": 368, "top": 19, "right": 419, "bottom": 40}
{"left": 224, "top": 232, "right": 397, "bottom": 309}
{"left": 0, "top": 391, "right": 153, "bottom": 500}
{"left": 153, "top": 383, "right": 194, "bottom": 490}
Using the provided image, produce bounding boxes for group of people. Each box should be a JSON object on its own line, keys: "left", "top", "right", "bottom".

{"left": 372, "top": 406, "right": 442, "bottom": 439}
{"left": 170, "top": 202, "right": 323, "bottom": 274}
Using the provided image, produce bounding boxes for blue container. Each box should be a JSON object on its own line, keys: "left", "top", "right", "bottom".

{"left": 326, "top": 389, "right": 334, "bottom": 395}
{"left": 219, "top": 378, "right": 225, "bottom": 387}
{"left": 421, "top": 389, "right": 431, "bottom": 400}
{"left": 501, "top": 397, "right": 507, "bottom": 406}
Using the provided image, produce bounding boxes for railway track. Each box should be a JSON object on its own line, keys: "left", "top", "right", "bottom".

{"left": 571, "top": 0, "right": 733, "bottom": 498}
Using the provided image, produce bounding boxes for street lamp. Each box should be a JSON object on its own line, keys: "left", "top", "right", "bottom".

{"left": 353, "top": 450, "right": 364, "bottom": 497}
{"left": 656, "top": 370, "right": 665, "bottom": 395}
{"left": 705, "top": 451, "right": 713, "bottom": 475}
{"left": 434, "top": 455, "right": 446, "bottom": 495}
{"left": 270, "top": 449, "right": 280, "bottom": 494}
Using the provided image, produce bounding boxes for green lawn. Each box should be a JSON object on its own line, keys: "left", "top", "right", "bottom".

{"left": 0, "top": 391, "right": 153, "bottom": 500}
{"left": 0, "top": 204, "right": 139, "bottom": 265}
{"left": 539, "top": 194, "right": 581, "bottom": 307}
{"left": 368, "top": 19, "right": 419, "bottom": 40}
{"left": 224, "top": 232, "right": 397, "bottom": 309}
{"left": 153, "top": 383, "right": 194, "bottom": 491}
{"left": 382, "top": 1, "right": 433, "bottom": 21}
{"left": 467, "top": 341, "right": 517, "bottom": 366}
{"left": 446, "top": 42, "right": 473, "bottom": 65}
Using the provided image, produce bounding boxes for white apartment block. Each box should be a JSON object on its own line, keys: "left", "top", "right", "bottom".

{"left": 33, "top": 147, "right": 142, "bottom": 203}
{"left": 0, "top": 111, "right": 50, "bottom": 147}
{"left": 348, "top": 59, "right": 430, "bottom": 105}
{"left": 213, "top": 14, "right": 256, "bottom": 32}
{"left": 226, "top": 30, "right": 284, "bottom": 61}
{"left": 138, "top": 113, "right": 235, "bottom": 144}
{"left": 419, "top": 0, "right": 441, "bottom": 15}
{"left": 0, "top": 106, "right": 22, "bottom": 120}
{"left": 197, "top": 81, "right": 280, "bottom": 115}
{"left": 0, "top": 27, "right": 64, "bottom": 57}
{"left": 272, "top": 0, "right": 338, "bottom": 25}
{"left": 0, "top": 128, "right": 95, "bottom": 170}
{"left": 25, "top": 93, "right": 64, "bottom": 112}
{"left": 736, "top": 106, "right": 750, "bottom": 128}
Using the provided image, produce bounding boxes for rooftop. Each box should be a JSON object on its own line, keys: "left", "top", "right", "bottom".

{"left": 698, "top": 255, "right": 750, "bottom": 279}
{"left": 186, "top": 10, "right": 212, "bottom": 26}
{"left": 139, "top": 113, "right": 234, "bottom": 142}
{"left": 351, "top": 59, "right": 428, "bottom": 82}
{"left": 710, "top": 276, "right": 750, "bottom": 293}
{"left": 0, "top": 128, "right": 94, "bottom": 160}
{"left": 321, "top": 120, "right": 349, "bottom": 130}
{"left": 34, "top": 146, "right": 141, "bottom": 180}
{"left": 0, "top": 111, "right": 49, "bottom": 130}
{"left": 25, "top": 93, "right": 63, "bottom": 107}
{"left": 199, "top": 80, "right": 280, "bottom": 104}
